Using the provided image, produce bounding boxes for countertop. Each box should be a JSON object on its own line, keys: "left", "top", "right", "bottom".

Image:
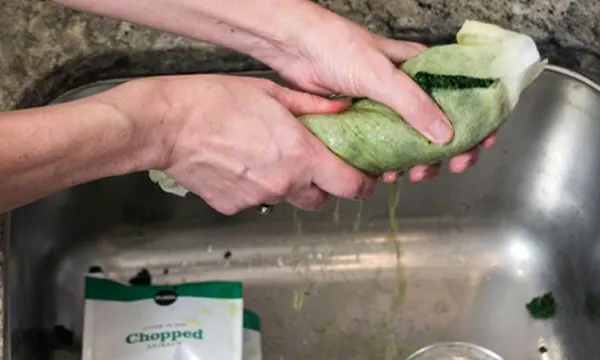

{"left": 2, "top": 0, "right": 599, "bottom": 111}
{"left": 1, "top": 0, "right": 599, "bottom": 357}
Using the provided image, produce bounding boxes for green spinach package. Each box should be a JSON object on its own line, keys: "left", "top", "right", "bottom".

{"left": 82, "top": 275, "right": 244, "bottom": 360}
{"left": 242, "top": 309, "right": 262, "bottom": 360}
{"left": 147, "top": 19, "right": 547, "bottom": 196}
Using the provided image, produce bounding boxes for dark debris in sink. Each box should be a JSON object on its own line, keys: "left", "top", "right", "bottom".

{"left": 129, "top": 268, "right": 152, "bottom": 286}
{"left": 53, "top": 325, "right": 74, "bottom": 347}
{"left": 87, "top": 265, "right": 103, "bottom": 274}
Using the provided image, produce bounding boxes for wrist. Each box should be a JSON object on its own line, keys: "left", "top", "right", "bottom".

{"left": 238, "top": 2, "right": 349, "bottom": 73}
{"left": 97, "top": 78, "right": 178, "bottom": 172}
{"left": 189, "top": 0, "right": 330, "bottom": 66}
{"left": 54, "top": 0, "right": 331, "bottom": 72}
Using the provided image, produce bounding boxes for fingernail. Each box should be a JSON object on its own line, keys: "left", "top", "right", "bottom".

{"left": 411, "top": 170, "right": 426, "bottom": 182}
{"left": 426, "top": 119, "right": 453, "bottom": 144}
{"left": 454, "top": 159, "right": 471, "bottom": 173}
{"left": 327, "top": 93, "right": 348, "bottom": 100}
{"left": 382, "top": 173, "right": 397, "bottom": 183}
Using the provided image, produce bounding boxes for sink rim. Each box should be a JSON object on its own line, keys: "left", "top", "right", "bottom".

{"left": 45, "top": 64, "right": 600, "bottom": 106}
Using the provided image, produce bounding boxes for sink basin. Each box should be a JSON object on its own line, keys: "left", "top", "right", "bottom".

{"left": 5, "top": 66, "right": 600, "bottom": 360}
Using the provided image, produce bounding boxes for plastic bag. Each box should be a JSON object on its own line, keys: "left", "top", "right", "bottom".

{"left": 82, "top": 275, "right": 244, "bottom": 360}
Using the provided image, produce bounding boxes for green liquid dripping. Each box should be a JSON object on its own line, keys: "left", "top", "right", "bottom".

{"left": 333, "top": 198, "right": 341, "bottom": 226}
{"left": 353, "top": 200, "right": 364, "bottom": 232}
{"left": 293, "top": 208, "right": 302, "bottom": 236}
{"left": 386, "top": 179, "right": 407, "bottom": 312}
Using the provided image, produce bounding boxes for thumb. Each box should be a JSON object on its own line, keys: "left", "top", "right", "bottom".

{"left": 269, "top": 87, "right": 351, "bottom": 116}
{"left": 363, "top": 55, "right": 454, "bottom": 144}
{"left": 310, "top": 140, "right": 377, "bottom": 201}
{"left": 377, "top": 38, "right": 428, "bottom": 63}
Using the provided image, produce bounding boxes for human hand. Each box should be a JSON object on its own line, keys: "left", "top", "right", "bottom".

{"left": 379, "top": 133, "right": 496, "bottom": 182}
{"left": 260, "top": 4, "right": 495, "bottom": 183}
{"left": 131, "top": 75, "right": 376, "bottom": 215}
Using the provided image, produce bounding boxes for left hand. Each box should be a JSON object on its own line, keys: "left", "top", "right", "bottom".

{"left": 261, "top": 4, "right": 496, "bottom": 183}
{"left": 384, "top": 133, "right": 496, "bottom": 183}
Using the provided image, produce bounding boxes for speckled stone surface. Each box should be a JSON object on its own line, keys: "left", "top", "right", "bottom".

{"left": 1, "top": 0, "right": 599, "bottom": 112}
{"left": 1, "top": 0, "right": 599, "bottom": 358}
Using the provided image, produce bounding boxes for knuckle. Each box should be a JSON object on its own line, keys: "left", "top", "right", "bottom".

{"left": 215, "top": 203, "right": 240, "bottom": 216}
{"left": 255, "top": 78, "right": 280, "bottom": 93}
{"left": 266, "top": 179, "right": 291, "bottom": 198}
{"left": 361, "top": 56, "right": 395, "bottom": 90}
{"left": 283, "top": 138, "right": 313, "bottom": 169}
{"left": 288, "top": 188, "right": 329, "bottom": 212}
{"left": 288, "top": 146, "right": 308, "bottom": 165}
{"left": 294, "top": 201, "right": 321, "bottom": 212}
{"left": 306, "top": 197, "right": 328, "bottom": 211}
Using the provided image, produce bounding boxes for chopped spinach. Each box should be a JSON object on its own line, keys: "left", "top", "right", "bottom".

{"left": 413, "top": 72, "right": 496, "bottom": 94}
{"left": 526, "top": 292, "right": 556, "bottom": 319}
{"left": 329, "top": 73, "right": 496, "bottom": 106}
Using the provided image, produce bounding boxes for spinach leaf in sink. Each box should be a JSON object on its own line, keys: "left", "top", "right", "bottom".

{"left": 526, "top": 291, "right": 556, "bottom": 319}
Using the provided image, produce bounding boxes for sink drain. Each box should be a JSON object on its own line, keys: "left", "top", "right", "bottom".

{"left": 405, "top": 342, "right": 504, "bottom": 360}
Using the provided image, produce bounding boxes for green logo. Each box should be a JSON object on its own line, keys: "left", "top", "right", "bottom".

{"left": 126, "top": 329, "right": 203, "bottom": 344}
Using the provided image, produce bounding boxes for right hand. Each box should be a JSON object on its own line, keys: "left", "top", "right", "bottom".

{"left": 132, "top": 75, "right": 377, "bottom": 215}
{"left": 257, "top": 8, "right": 495, "bottom": 184}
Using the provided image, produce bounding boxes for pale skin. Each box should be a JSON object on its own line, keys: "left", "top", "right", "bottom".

{"left": 0, "top": 0, "right": 495, "bottom": 214}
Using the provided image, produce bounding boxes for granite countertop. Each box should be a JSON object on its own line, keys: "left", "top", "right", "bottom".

{"left": 1, "top": 0, "right": 599, "bottom": 357}
{"left": 1, "top": 0, "right": 599, "bottom": 112}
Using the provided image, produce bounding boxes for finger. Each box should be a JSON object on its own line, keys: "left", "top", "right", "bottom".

{"left": 260, "top": 195, "right": 285, "bottom": 206}
{"left": 286, "top": 184, "right": 330, "bottom": 211}
{"left": 310, "top": 143, "right": 377, "bottom": 200}
{"left": 482, "top": 132, "right": 497, "bottom": 148}
{"left": 382, "top": 171, "right": 399, "bottom": 183}
{"left": 377, "top": 38, "right": 428, "bottom": 63}
{"left": 448, "top": 147, "right": 481, "bottom": 173}
{"left": 409, "top": 163, "right": 440, "bottom": 182}
{"left": 244, "top": 77, "right": 351, "bottom": 115}
{"left": 366, "top": 62, "right": 454, "bottom": 144}
{"left": 279, "top": 76, "right": 333, "bottom": 97}
{"left": 204, "top": 194, "right": 244, "bottom": 216}
{"left": 270, "top": 87, "right": 351, "bottom": 116}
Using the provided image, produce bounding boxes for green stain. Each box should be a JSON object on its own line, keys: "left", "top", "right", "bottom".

{"left": 292, "top": 289, "right": 306, "bottom": 312}
{"left": 303, "top": 322, "right": 416, "bottom": 360}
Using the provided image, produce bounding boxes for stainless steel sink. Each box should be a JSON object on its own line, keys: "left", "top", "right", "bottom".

{"left": 5, "top": 66, "right": 600, "bottom": 360}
